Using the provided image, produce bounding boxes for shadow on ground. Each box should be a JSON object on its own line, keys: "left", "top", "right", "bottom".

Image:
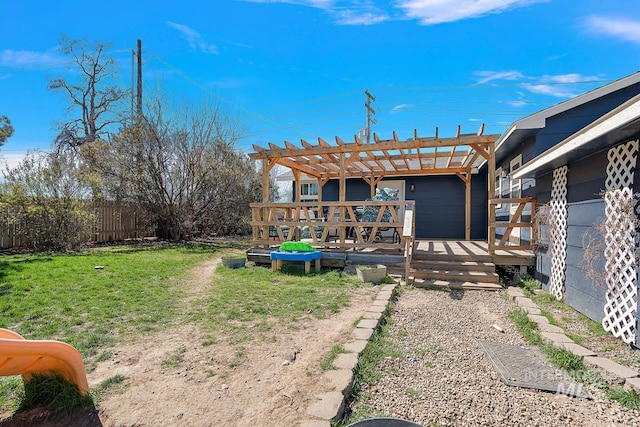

{"left": 0, "top": 405, "right": 102, "bottom": 427}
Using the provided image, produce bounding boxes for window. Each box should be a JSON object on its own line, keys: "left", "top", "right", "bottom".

{"left": 301, "top": 183, "right": 318, "bottom": 196}
{"left": 495, "top": 167, "right": 503, "bottom": 209}
{"left": 510, "top": 155, "right": 522, "bottom": 199}
{"left": 495, "top": 167, "right": 503, "bottom": 198}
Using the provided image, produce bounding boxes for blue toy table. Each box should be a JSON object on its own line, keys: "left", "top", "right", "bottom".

{"left": 270, "top": 250, "right": 322, "bottom": 274}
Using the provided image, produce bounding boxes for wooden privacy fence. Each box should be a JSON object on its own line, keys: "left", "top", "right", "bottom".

{"left": 90, "top": 200, "right": 145, "bottom": 243}
{"left": 0, "top": 201, "right": 147, "bottom": 250}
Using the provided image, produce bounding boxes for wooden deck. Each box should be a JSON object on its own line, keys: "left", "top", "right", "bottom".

{"left": 247, "top": 239, "right": 534, "bottom": 290}
{"left": 414, "top": 239, "right": 534, "bottom": 266}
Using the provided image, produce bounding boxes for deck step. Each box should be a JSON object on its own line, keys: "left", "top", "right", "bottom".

{"left": 410, "top": 260, "right": 495, "bottom": 272}
{"left": 409, "top": 269, "right": 499, "bottom": 283}
{"left": 412, "top": 251, "right": 493, "bottom": 263}
{"left": 412, "top": 279, "right": 502, "bottom": 291}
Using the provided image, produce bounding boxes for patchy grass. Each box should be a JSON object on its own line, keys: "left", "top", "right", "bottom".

{"left": 608, "top": 388, "right": 640, "bottom": 410}
{"left": 91, "top": 375, "right": 126, "bottom": 403}
{"left": 18, "top": 374, "right": 92, "bottom": 414}
{"left": 193, "top": 267, "right": 366, "bottom": 340}
{"left": 161, "top": 345, "right": 187, "bottom": 368}
{"left": 321, "top": 345, "right": 350, "bottom": 371}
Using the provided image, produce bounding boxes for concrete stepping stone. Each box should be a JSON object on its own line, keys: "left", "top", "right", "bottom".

{"left": 306, "top": 392, "right": 345, "bottom": 421}
{"left": 583, "top": 356, "right": 639, "bottom": 380}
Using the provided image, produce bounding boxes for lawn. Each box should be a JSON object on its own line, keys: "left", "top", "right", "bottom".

{"left": 0, "top": 242, "right": 368, "bottom": 414}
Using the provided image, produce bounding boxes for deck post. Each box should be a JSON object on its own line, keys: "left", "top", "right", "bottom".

{"left": 488, "top": 143, "right": 496, "bottom": 254}
{"left": 339, "top": 153, "right": 346, "bottom": 247}
{"left": 465, "top": 174, "right": 471, "bottom": 241}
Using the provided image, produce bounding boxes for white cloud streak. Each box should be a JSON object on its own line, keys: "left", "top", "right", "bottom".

{"left": 390, "top": 103, "right": 411, "bottom": 113}
{"left": 240, "top": 0, "right": 389, "bottom": 25}
{"left": 475, "top": 70, "right": 602, "bottom": 98}
{"left": 585, "top": 16, "right": 640, "bottom": 45}
{"left": 395, "top": 0, "right": 548, "bottom": 25}
{"left": 167, "top": 21, "right": 219, "bottom": 54}
{"left": 474, "top": 70, "right": 524, "bottom": 84}
{"left": 0, "top": 49, "right": 65, "bottom": 68}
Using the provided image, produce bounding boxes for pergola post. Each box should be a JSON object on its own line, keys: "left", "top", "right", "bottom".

{"left": 488, "top": 143, "right": 496, "bottom": 254}
{"left": 457, "top": 172, "right": 472, "bottom": 241}
{"left": 465, "top": 174, "right": 471, "bottom": 240}
{"left": 339, "top": 153, "right": 346, "bottom": 245}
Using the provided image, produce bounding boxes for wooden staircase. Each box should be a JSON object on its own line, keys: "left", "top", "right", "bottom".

{"left": 408, "top": 250, "right": 501, "bottom": 290}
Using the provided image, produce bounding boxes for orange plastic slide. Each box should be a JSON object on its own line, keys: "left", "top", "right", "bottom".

{"left": 0, "top": 328, "right": 89, "bottom": 395}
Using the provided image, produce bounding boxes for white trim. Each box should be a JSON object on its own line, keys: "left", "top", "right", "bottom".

{"left": 513, "top": 94, "right": 640, "bottom": 180}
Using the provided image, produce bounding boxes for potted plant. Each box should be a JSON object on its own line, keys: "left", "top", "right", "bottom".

{"left": 221, "top": 255, "right": 246, "bottom": 269}
{"left": 355, "top": 264, "right": 387, "bottom": 284}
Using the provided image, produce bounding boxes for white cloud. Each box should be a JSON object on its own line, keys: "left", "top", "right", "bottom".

{"left": 521, "top": 74, "right": 600, "bottom": 98}
{"left": 167, "top": 21, "right": 219, "bottom": 54}
{"left": 506, "top": 100, "right": 528, "bottom": 107}
{"left": 334, "top": 9, "right": 389, "bottom": 25}
{"left": 395, "top": 0, "right": 548, "bottom": 25}
{"left": 585, "top": 16, "right": 640, "bottom": 45}
{"left": 474, "top": 70, "right": 524, "bottom": 84}
{"left": 240, "top": 0, "right": 389, "bottom": 25}
{"left": 0, "top": 49, "right": 65, "bottom": 68}
{"left": 390, "top": 103, "right": 411, "bottom": 114}
{"left": 473, "top": 70, "right": 602, "bottom": 98}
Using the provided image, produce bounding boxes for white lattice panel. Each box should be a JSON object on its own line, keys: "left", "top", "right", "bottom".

{"left": 549, "top": 165, "right": 568, "bottom": 301}
{"left": 602, "top": 139, "right": 639, "bottom": 344}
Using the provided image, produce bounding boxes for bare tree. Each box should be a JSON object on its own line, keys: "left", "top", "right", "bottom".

{"left": 48, "top": 35, "right": 127, "bottom": 151}
{"left": 100, "top": 98, "right": 257, "bottom": 239}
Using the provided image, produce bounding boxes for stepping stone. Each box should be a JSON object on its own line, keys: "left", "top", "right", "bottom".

{"left": 507, "top": 287, "right": 525, "bottom": 300}
{"left": 324, "top": 369, "right": 353, "bottom": 395}
{"left": 557, "top": 342, "right": 597, "bottom": 359}
{"left": 536, "top": 322, "right": 565, "bottom": 334}
{"left": 334, "top": 353, "right": 359, "bottom": 370}
{"left": 363, "top": 311, "right": 382, "bottom": 320}
{"left": 540, "top": 332, "right": 574, "bottom": 344}
{"left": 357, "top": 318, "right": 378, "bottom": 329}
{"left": 306, "top": 392, "right": 345, "bottom": 421}
{"left": 514, "top": 296, "right": 538, "bottom": 309}
{"left": 301, "top": 421, "right": 331, "bottom": 427}
{"left": 367, "top": 305, "right": 386, "bottom": 314}
{"left": 343, "top": 340, "right": 368, "bottom": 355}
{"left": 583, "top": 357, "right": 639, "bottom": 379}
{"left": 625, "top": 377, "right": 640, "bottom": 394}
{"left": 354, "top": 327, "right": 374, "bottom": 340}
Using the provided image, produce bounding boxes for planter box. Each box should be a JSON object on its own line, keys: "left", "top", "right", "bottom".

{"left": 221, "top": 257, "right": 246, "bottom": 269}
{"left": 356, "top": 264, "right": 387, "bottom": 284}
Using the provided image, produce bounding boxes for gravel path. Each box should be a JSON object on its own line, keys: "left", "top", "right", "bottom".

{"left": 346, "top": 288, "right": 640, "bottom": 426}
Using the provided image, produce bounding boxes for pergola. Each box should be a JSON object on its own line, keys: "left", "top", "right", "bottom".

{"left": 249, "top": 125, "right": 499, "bottom": 241}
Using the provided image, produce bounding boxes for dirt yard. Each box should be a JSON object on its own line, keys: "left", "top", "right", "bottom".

{"left": 0, "top": 258, "right": 378, "bottom": 427}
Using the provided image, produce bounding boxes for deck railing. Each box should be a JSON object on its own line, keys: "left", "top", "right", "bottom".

{"left": 250, "top": 200, "right": 416, "bottom": 254}
{"left": 488, "top": 197, "right": 536, "bottom": 253}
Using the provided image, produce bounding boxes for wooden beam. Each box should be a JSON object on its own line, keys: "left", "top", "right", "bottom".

{"left": 362, "top": 174, "right": 384, "bottom": 198}
{"left": 249, "top": 133, "right": 500, "bottom": 160}
{"left": 292, "top": 169, "right": 301, "bottom": 204}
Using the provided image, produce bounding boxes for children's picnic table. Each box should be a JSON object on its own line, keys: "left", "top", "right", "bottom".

{"left": 270, "top": 250, "right": 322, "bottom": 274}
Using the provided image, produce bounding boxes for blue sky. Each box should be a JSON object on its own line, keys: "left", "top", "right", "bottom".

{"left": 1, "top": 0, "right": 640, "bottom": 166}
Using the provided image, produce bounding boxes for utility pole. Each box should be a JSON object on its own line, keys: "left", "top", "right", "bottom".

{"left": 365, "top": 90, "right": 376, "bottom": 143}
{"left": 136, "top": 39, "right": 143, "bottom": 123}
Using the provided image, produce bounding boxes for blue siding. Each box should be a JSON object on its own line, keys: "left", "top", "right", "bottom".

{"left": 320, "top": 174, "right": 488, "bottom": 239}
{"left": 565, "top": 200, "right": 607, "bottom": 323}
{"left": 536, "top": 82, "right": 640, "bottom": 154}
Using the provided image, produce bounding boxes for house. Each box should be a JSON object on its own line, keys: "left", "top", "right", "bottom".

{"left": 495, "top": 71, "right": 640, "bottom": 345}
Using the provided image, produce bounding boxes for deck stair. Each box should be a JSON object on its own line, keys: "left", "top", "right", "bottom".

{"left": 409, "top": 251, "right": 501, "bottom": 290}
